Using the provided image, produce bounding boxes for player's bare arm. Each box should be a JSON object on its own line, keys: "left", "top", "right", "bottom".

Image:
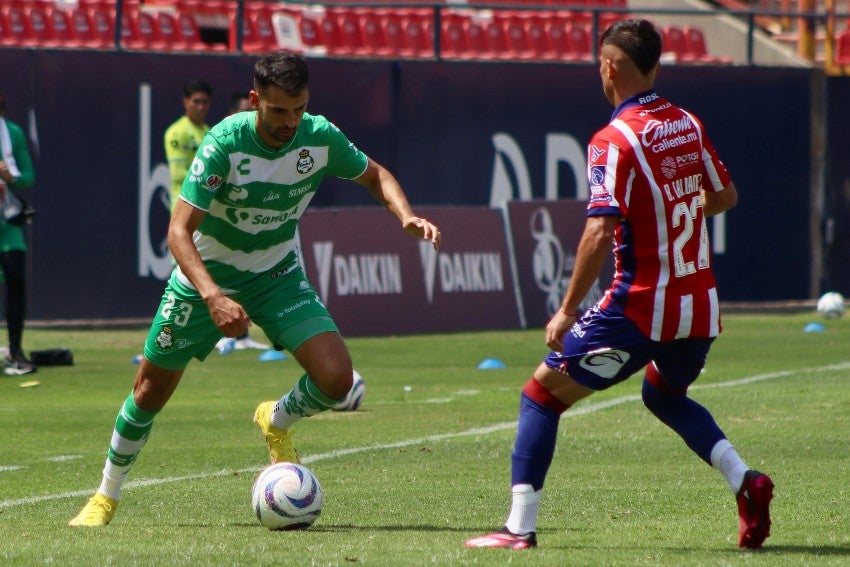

{"left": 168, "top": 199, "right": 250, "bottom": 337}
{"left": 702, "top": 181, "right": 738, "bottom": 217}
{"left": 356, "top": 158, "right": 441, "bottom": 251}
{"left": 545, "top": 215, "right": 618, "bottom": 350}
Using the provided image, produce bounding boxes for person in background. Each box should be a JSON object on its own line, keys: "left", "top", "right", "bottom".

{"left": 0, "top": 88, "right": 36, "bottom": 376}
{"left": 164, "top": 79, "right": 213, "bottom": 212}
{"left": 466, "top": 19, "right": 773, "bottom": 551}
{"left": 69, "top": 51, "right": 441, "bottom": 526}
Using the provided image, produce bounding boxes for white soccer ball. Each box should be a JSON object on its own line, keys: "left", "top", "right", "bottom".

{"left": 816, "top": 291, "right": 846, "bottom": 319}
{"left": 251, "top": 462, "right": 323, "bottom": 530}
{"left": 331, "top": 370, "right": 366, "bottom": 411}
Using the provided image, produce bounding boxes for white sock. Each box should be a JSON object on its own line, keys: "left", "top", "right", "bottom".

{"left": 504, "top": 484, "right": 541, "bottom": 535}
{"left": 710, "top": 439, "right": 749, "bottom": 494}
{"left": 97, "top": 463, "right": 131, "bottom": 500}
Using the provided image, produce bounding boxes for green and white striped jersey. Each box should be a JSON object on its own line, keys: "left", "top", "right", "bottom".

{"left": 174, "top": 111, "right": 368, "bottom": 295}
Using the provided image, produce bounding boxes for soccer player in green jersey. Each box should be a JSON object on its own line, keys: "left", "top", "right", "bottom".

{"left": 163, "top": 79, "right": 212, "bottom": 211}
{"left": 70, "top": 51, "right": 442, "bottom": 526}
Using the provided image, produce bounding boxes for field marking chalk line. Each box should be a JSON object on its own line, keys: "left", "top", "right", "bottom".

{"left": 2, "top": 361, "right": 848, "bottom": 509}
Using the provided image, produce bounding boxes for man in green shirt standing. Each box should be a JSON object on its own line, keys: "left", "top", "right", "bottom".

{"left": 163, "top": 79, "right": 212, "bottom": 211}
{"left": 0, "top": 88, "right": 36, "bottom": 376}
{"left": 70, "top": 51, "right": 442, "bottom": 526}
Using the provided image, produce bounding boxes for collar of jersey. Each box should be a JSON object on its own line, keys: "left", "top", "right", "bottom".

{"left": 611, "top": 89, "right": 658, "bottom": 121}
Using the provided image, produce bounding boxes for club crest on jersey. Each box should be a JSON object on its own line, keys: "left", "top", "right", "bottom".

{"left": 296, "top": 148, "right": 315, "bottom": 174}
{"left": 155, "top": 326, "right": 174, "bottom": 350}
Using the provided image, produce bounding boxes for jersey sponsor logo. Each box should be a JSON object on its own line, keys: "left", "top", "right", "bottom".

{"left": 579, "top": 347, "right": 630, "bottom": 379}
{"left": 589, "top": 144, "right": 606, "bottom": 164}
{"left": 661, "top": 156, "right": 678, "bottom": 179}
{"left": 296, "top": 148, "right": 315, "bottom": 174}
{"left": 288, "top": 184, "right": 313, "bottom": 199}
{"left": 639, "top": 117, "right": 698, "bottom": 154}
{"left": 205, "top": 174, "right": 223, "bottom": 190}
{"left": 590, "top": 165, "right": 605, "bottom": 186}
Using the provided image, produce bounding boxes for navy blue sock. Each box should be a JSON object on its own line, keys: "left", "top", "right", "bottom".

{"left": 641, "top": 378, "right": 725, "bottom": 464}
{"left": 511, "top": 390, "right": 563, "bottom": 490}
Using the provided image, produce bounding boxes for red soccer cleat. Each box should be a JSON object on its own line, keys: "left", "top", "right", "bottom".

{"left": 736, "top": 470, "right": 774, "bottom": 548}
{"left": 465, "top": 527, "right": 537, "bottom": 549}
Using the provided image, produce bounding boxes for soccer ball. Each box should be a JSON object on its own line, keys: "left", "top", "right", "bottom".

{"left": 251, "top": 462, "right": 323, "bottom": 530}
{"left": 816, "top": 291, "right": 846, "bottom": 319}
{"left": 331, "top": 369, "right": 366, "bottom": 411}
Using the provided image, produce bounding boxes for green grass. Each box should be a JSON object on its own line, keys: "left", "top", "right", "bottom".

{"left": 1, "top": 313, "right": 849, "bottom": 566}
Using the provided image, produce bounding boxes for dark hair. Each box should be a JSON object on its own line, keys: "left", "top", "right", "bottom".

{"left": 229, "top": 91, "right": 249, "bottom": 113}
{"left": 253, "top": 51, "right": 309, "bottom": 97}
{"left": 600, "top": 19, "right": 662, "bottom": 76}
{"left": 182, "top": 79, "right": 213, "bottom": 98}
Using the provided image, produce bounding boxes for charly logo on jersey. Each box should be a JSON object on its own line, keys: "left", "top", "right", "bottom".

{"left": 579, "top": 347, "right": 630, "bottom": 379}
{"left": 296, "top": 148, "right": 315, "bottom": 174}
{"left": 227, "top": 185, "right": 248, "bottom": 202}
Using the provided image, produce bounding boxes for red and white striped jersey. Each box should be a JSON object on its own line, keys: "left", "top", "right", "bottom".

{"left": 586, "top": 90, "right": 732, "bottom": 341}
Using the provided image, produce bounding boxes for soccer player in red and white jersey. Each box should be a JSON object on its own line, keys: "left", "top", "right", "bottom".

{"left": 466, "top": 19, "right": 773, "bottom": 550}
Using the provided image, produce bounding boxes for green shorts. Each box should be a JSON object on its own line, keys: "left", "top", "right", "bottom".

{"left": 143, "top": 267, "right": 338, "bottom": 370}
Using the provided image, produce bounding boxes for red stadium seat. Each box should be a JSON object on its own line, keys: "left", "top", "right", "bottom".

{"left": 3, "top": 6, "right": 37, "bottom": 47}
{"left": 25, "top": 4, "right": 57, "bottom": 47}
{"left": 683, "top": 25, "right": 733, "bottom": 64}
{"left": 320, "top": 10, "right": 347, "bottom": 55}
{"left": 484, "top": 15, "right": 509, "bottom": 59}
{"left": 176, "top": 12, "right": 221, "bottom": 52}
{"left": 566, "top": 22, "right": 592, "bottom": 61}
{"left": 154, "top": 11, "right": 182, "bottom": 51}
{"left": 123, "top": 10, "right": 167, "bottom": 51}
{"left": 525, "top": 15, "right": 557, "bottom": 61}
{"left": 399, "top": 10, "right": 432, "bottom": 58}
{"left": 69, "top": 7, "right": 105, "bottom": 48}
{"left": 241, "top": 6, "right": 278, "bottom": 53}
{"left": 465, "top": 12, "right": 495, "bottom": 60}
{"left": 47, "top": 7, "right": 81, "bottom": 48}
{"left": 662, "top": 25, "right": 696, "bottom": 63}
{"left": 440, "top": 11, "right": 472, "bottom": 59}
{"left": 297, "top": 8, "right": 326, "bottom": 54}
{"left": 360, "top": 10, "right": 389, "bottom": 56}
{"left": 335, "top": 8, "right": 369, "bottom": 55}
{"left": 499, "top": 13, "right": 535, "bottom": 60}
{"left": 837, "top": 28, "right": 850, "bottom": 66}
{"left": 88, "top": 5, "right": 116, "bottom": 49}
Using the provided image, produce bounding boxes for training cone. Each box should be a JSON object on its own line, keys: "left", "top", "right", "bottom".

{"left": 803, "top": 322, "right": 825, "bottom": 333}
{"left": 259, "top": 349, "right": 287, "bottom": 362}
{"left": 477, "top": 358, "right": 506, "bottom": 370}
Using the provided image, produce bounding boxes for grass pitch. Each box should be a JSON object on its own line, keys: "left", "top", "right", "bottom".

{"left": 1, "top": 313, "right": 849, "bottom": 566}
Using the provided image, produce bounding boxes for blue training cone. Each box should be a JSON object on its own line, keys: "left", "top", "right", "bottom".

{"left": 803, "top": 322, "right": 825, "bottom": 333}
{"left": 259, "top": 349, "right": 287, "bottom": 362}
{"left": 477, "top": 358, "right": 506, "bottom": 370}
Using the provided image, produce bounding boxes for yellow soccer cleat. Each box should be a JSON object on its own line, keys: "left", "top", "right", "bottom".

{"left": 253, "top": 401, "right": 300, "bottom": 464}
{"left": 69, "top": 493, "right": 118, "bottom": 527}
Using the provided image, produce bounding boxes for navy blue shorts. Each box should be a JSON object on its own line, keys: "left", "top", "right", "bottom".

{"left": 544, "top": 307, "right": 714, "bottom": 391}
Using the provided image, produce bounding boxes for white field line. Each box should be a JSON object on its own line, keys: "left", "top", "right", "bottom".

{"left": 2, "top": 361, "right": 848, "bottom": 509}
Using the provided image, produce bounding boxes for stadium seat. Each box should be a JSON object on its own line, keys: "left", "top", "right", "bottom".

{"left": 24, "top": 3, "right": 57, "bottom": 47}
{"left": 88, "top": 5, "right": 116, "bottom": 49}
{"left": 123, "top": 10, "right": 167, "bottom": 51}
{"left": 683, "top": 25, "right": 733, "bottom": 64}
{"left": 440, "top": 11, "right": 472, "bottom": 59}
{"left": 175, "top": 12, "right": 222, "bottom": 52}
{"left": 524, "top": 15, "right": 557, "bottom": 61}
{"left": 68, "top": 6, "right": 106, "bottom": 49}
{"left": 662, "top": 25, "right": 696, "bottom": 63}
{"left": 499, "top": 13, "right": 536, "bottom": 60}
{"left": 0, "top": 10, "right": 13, "bottom": 47}
{"left": 399, "top": 10, "right": 432, "bottom": 58}
{"left": 2, "top": 6, "right": 37, "bottom": 47}
{"left": 47, "top": 6, "right": 82, "bottom": 48}
{"left": 484, "top": 15, "right": 510, "bottom": 59}
{"left": 360, "top": 10, "right": 389, "bottom": 56}
{"left": 837, "top": 28, "right": 850, "bottom": 66}
{"left": 154, "top": 11, "right": 183, "bottom": 51}
{"left": 335, "top": 8, "right": 369, "bottom": 56}
{"left": 465, "top": 12, "right": 495, "bottom": 60}
{"left": 320, "top": 10, "right": 348, "bottom": 56}
{"left": 566, "top": 22, "right": 593, "bottom": 61}
{"left": 385, "top": 11, "right": 417, "bottom": 58}
{"left": 297, "top": 8, "right": 327, "bottom": 55}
